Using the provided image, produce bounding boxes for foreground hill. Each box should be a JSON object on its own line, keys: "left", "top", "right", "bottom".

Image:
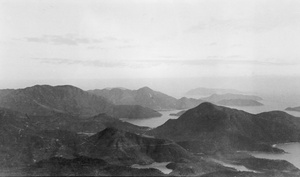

{"left": 79, "top": 127, "right": 195, "bottom": 165}
{"left": 149, "top": 102, "right": 300, "bottom": 154}
{"left": 0, "top": 85, "right": 161, "bottom": 119}
{"left": 1, "top": 106, "right": 299, "bottom": 176}
{"left": 0, "top": 107, "right": 151, "bottom": 168}
{"left": 25, "top": 127, "right": 232, "bottom": 176}
{"left": 0, "top": 108, "right": 194, "bottom": 175}
{"left": 27, "top": 156, "right": 165, "bottom": 176}
{"left": 88, "top": 87, "right": 203, "bottom": 110}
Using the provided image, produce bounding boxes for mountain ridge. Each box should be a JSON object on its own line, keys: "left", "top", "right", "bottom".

{"left": 88, "top": 87, "right": 203, "bottom": 110}
{"left": 0, "top": 85, "right": 161, "bottom": 119}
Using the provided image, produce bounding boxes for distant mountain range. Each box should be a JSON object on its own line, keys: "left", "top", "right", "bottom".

{"left": 0, "top": 85, "right": 161, "bottom": 119}
{"left": 201, "top": 93, "right": 264, "bottom": 107}
{"left": 286, "top": 106, "right": 300, "bottom": 112}
{"left": 202, "top": 93, "right": 262, "bottom": 102}
{"left": 186, "top": 87, "right": 247, "bottom": 96}
{"left": 149, "top": 102, "right": 300, "bottom": 154}
{"left": 88, "top": 87, "right": 203, "bottom": 110}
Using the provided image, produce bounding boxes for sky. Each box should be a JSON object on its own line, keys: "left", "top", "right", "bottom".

{"left": 1, "top": 0, "right": 300, "bottom": 96}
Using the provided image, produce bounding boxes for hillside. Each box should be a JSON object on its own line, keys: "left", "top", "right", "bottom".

{"left": 149, "top": 102, "right": 300, "bottom": 154}
{"left": 0, "top": 85, "right": 161, "bottom": 119}
{"left": 79, "top": 127, "right": 195, "bottom": 165}
{"left": 1, "top": 102, "right": 299, "bottom": 176}
{"left": 0, "top": 107, "right": 151, "bottom": 168}
{"left": 89, "top": 87, "right": 203, "bottom": 110}
{"left": 27, "top": 112, "right": 150, "bottom": 134}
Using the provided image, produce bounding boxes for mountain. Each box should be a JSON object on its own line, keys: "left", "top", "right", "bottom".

{"left": 88, "top": 87, "right": 203, "bottom": 110}
{"left": 88, "top": 87, "right": 178, "bottom": 110}
{"left": 149, "top": 102, "right": 300, "bottom": 154}
{"left": 79, "top": 127, "right": 195, "bottom": 165}
{"left": 0, "top": 107, "right": 224, "bottom": 176}
{"left": 0, "top": 107, "right": 37, "bottom": 168}
{"left": 1, "top": 105, "right": 298, "bottom": 176}
{"left": 4, "top": 109, "right": 152, "bottom": 169}
{"left": 0, "top": 85, "right": 161, "bottom": 119}
{"left": 286, "top": 106, "right": 300, "bottom": 112}
{"left": 217, "top": 99, "right": 263, "bottom": 107}
{"left": 186, "top": 87, "right": 245, "bottom": 96}
{"left": 0, "top": 107, "right": 153, "bottom": 166}
{"left": 25, "top": 128, "right": 230, "bottom": 176}
{"left": 0, "top": 107, "right": 86, "bottom": 168}
{"left": 201, "top": 93, "right": 263, "bottom": 107}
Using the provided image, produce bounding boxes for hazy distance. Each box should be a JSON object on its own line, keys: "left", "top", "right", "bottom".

{"left": 1, "top": 0, "right": 300, "bottom": 102}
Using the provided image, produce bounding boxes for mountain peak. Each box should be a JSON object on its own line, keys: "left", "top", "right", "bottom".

{"left": 195, "top": 102, "right": 221, "bottom": 111}
{"left": 99, "top": 127, "right": 121, "bottom": 135}
{"left": 24, "top": 84, "right": 82, "bottom": 92}
{"left": 138, "top": 86, "right": 153, "bottom": 92}
{"left": 104, "top": 87, "right": 128, "bottom": 91}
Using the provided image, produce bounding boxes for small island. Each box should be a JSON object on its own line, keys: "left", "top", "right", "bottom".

{"left": 217, "top": 99, "right": 264, "bottom": 107}
{"left": 286, "top": 106, "right": 300, "bottom": 112}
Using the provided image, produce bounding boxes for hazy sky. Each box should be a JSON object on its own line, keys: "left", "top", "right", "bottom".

{"left": 1, "top": 0, "right": 300, "bottom": 93}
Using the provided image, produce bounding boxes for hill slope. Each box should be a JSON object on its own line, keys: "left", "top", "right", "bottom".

{"left": 0, "top": 107, "right": 151, "bottom": 168}
{"left": 80, "top": 127, "right": 195, "bottom": 165}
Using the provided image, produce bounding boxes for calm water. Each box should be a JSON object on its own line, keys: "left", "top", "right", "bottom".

{"left": 121, "top": 110, "right": 181, "bottom": 128}
{"left": 131, "top": 162, "right": 172, "bottom": 174}
{"left": 250, "top": 143, "right": 300, "bottom": 169}
{"left": 212, "top": 159, "right": 258, "bottom": 173}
